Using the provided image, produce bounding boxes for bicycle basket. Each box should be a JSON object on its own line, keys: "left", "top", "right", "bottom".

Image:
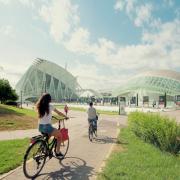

{"left": 60, "top": 128, "right": 69, "bottom": 141}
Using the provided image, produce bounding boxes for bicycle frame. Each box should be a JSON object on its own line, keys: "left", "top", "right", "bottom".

{"left": 89, "top": 119, "right": 96, "bottom": 131}
{"left": 46, "top": 118, "right": 67, "bottom": 155}
{"left": 30, "top": 117, "right": 67, "bottom": 158}
{"left": 23, "top": 116, "right": 69, "bottom": 179}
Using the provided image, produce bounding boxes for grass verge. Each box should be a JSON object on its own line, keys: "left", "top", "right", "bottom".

{"left": 98, "top": 128, "right": 180, "bottom": 180}
{"left": 0, "top": 104, "right": 37, "bottom": 130}
{"left": 55, "top": 105, "right": 119, "bottom": 115}
{"left": 0, "top": 138, "right": 29, "bottom": 174}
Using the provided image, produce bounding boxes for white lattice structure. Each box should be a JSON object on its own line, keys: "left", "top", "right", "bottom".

{"left": 15, "top": 58, "right": 81, "bottom": 102}
{"left": 113, "top": 70, "right": 180, "bottom": 107}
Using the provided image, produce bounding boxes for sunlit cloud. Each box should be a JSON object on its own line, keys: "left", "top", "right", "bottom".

{"left": 39, "top": 0, "right": 79, "bottom": 42}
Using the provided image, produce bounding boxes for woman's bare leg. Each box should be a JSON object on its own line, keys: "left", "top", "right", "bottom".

{"left": 51, "top": 129, "right": 61, "bottom": 153}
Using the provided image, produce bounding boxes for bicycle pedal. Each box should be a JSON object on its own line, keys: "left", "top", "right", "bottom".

{"left": 48, "top": 153, "right": 53, "bottom": 159}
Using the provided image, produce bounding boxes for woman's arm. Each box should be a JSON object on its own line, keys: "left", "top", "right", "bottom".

{"left": 54, "top": 108, "right": 67, "bottom": 118}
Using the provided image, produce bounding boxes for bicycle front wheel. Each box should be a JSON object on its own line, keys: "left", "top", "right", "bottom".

{"left": 23, "top": 140, "right": 47, "bottom": 179}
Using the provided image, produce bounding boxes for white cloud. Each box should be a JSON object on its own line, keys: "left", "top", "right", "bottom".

{"left": 0, "top": 0, "right": 10, "bottom": 5}
{"left": 0, "top": 63, "right": 27, "bottom": 88}
{"left": 18, "top": 0, "right": 34, "bottom": 7}
{"left": 125, "top": 0, "right": 136, "bottom": 16}
{"left": 114, "top": 0, "right": 137, "bottom": 18}
{"left": 69, "top": 62, "right": 127, "bottom": 90}
{"left": 0, "top": 0, "right": 34, "bottom": 7}
{"left": 135, "top": 4, "right": 152, "bottom": 27}
{"left": 1, "top": 0, "right": 178, "bottom": 90}
{"left": 37, "top": 0, "right": 180, "bottom": 90}
{"left": 142, "top": 19, "right": 180, "bottom": 49}
{"left": 64, "top": 27, "right": 93, "bottom": 54}
{"left": 66, "top": 18, "right": 180, "bottom": 74}
{"left": 114, "top": 0, "right": 154, "bottom": 28}
{"left": 39, "top": 0, "right": 79, "bottom": 42}
{"left": 114, "top": 0, "right": 125, "bottom": 11}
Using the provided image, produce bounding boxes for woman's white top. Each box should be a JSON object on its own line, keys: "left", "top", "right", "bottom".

{"left": 39, "top": 104, "right": 55, "bottom": 124}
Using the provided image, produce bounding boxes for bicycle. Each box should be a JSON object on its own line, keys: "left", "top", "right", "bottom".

{"left": 23, "top": 116, "right": 69, "bottom": 179}
{"left": 88, "top": 118, "right": 97, "bottom": 142}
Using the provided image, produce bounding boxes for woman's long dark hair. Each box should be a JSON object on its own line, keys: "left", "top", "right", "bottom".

{"left": 36, "top": 93, "right": 51, "bottom": 118}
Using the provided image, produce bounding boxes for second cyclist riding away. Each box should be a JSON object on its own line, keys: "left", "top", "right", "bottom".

{"left": 87, "top": 102, "right": 98, "bottom": 141}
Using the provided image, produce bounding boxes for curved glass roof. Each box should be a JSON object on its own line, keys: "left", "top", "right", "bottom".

{"left": 15, "top": 58, "right": 81, "bottom": 101}
{"left": 113, "top": 70, "right": 180, "bottom": 97}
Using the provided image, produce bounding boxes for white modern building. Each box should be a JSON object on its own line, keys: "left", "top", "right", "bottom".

{"left": 15, "top": 58, "right": 81, "bottom": 102}
{"left": 113, "top": 70, "right": 180, "bottom": 108}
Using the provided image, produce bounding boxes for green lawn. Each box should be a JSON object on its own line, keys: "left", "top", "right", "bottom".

{"left": 0, "top": 138, "right": 29, "bottom": 174}
{"left": 0, "top": 104, "right": 38, "bottom": 130}
{"left": 0, "top": 104, "right": 36, "bottom": 117}
{"left": 55, "top": 105, "right": 119, "bottom": 115}
{"left": 98, "top": 128, "right": 180, "bottom": 180}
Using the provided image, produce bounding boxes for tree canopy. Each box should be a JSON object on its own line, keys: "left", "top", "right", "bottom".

{"left": 0, "top": 79, "right": 18, "bottom": 103}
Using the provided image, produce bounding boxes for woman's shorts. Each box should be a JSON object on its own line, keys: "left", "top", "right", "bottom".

{"left": 39, "top": 124, "right": 55, "bottom": 135}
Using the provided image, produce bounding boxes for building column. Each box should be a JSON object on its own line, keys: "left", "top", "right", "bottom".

{"left": 164, "top": 92, "right": 167, "bottom": 108}
{"left": 136, "top": 93, "right": 138, "bottom": 107}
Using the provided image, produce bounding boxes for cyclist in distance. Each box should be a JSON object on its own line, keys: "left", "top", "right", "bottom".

{"left": 87, "top": 102, "right": 98, "bottom": 131}
{"left": 36, "top": 93, "right": 68, "bottom": 158}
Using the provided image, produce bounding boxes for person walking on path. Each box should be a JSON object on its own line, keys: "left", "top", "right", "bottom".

{"left": 36, "top": 93, "right": 68, "bottom": 158}
{"left": 64, "top": 104, "right": 69, "bottom": 116}
{"left": 87, "top": 102, "right": 98, "bottom": 131}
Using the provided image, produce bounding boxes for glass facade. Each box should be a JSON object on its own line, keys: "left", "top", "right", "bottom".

{"left": 113, "top": 70, "right": 180, "bottom": 108}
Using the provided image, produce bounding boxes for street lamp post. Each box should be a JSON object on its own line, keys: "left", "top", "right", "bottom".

{"left": 164, "top": 92, "right": 167, "bottom": 108}
{"left": 20, "top": 90, "right": 23, "bottom": 108}
{"left": 118, "top": 96, "right": 120, "bottom": 115}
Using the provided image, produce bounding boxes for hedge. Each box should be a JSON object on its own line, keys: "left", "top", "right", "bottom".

{"left": 128, "top": 112, "right": 180, "bottom": 154}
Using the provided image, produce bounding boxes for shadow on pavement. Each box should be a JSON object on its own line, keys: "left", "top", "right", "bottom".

{"left": 92, "top": 135, "right": 117, "bottom": 144}
{"left": 37, "top": 157, "right": 95, "bottom": 180}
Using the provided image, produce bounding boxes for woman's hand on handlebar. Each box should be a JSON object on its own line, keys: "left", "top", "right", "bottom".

{"left": 64, "top": 116, "right": 69, "bottom": 120}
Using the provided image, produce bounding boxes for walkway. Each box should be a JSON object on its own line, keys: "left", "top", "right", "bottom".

{"left": 0, "top": 110, "right": 127, "bottom": 180}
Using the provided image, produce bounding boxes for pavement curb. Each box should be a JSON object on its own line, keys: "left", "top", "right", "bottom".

{"left": 97, "top": 123, "right": 121, "bottom": 175}
{"left": 0, "top": 165, "right": 23, "bottom": 180}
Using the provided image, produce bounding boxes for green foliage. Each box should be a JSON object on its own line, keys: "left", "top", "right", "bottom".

{"left": 0, "top": 79, "right": 18, "bottom": 103}
{"left": 98, "top": 128, "right": 180, "bottom": 180}
{"left": 128, "top": 112, "right": 180, "bottom": 154}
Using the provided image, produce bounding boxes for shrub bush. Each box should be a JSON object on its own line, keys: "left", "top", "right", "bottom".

{"left": 128, "top": 112, "right": 180, "bottom": 154}
{"left": 5, "top": 101, "right": 18, "bottom": 106}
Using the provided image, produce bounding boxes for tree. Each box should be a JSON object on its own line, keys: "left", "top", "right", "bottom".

{"left": 0, "top": 79, "right": 18, "bottom": 103}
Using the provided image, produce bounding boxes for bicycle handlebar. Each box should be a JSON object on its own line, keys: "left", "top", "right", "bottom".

{"left": 52, "top": 116, "right": 69, "bottom": 121}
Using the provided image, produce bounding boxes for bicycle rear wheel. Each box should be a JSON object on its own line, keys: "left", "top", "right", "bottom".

{"left": 54, "top": 138, "right": 69, "bottom": 159}
{"left": 89, "top": 125, "right": 93, "bottom": 141}
{"left": 94, "top": 128, "right": 97, "bottom": 137}
{"left": 23, "top": 140, "right": 47, "bottom": 179}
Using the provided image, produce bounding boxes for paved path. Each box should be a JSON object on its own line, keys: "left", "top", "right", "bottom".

{"left": 159, "top": 110, "right": 180, "bottom": 123}
{"left": 0, "top": 129, "right": 39, "bottom": 141}
{"left": 0, "top": 111, "right": 127, "bottom": 180}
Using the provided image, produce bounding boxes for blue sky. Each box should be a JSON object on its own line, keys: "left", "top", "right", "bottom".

{"left": 0, "top": 0, "right": 179, "bottom": 90}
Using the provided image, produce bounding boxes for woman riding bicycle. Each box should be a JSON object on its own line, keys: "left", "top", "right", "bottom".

{"left": 36, "top": 93, "right": 68, "bottom": 158}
